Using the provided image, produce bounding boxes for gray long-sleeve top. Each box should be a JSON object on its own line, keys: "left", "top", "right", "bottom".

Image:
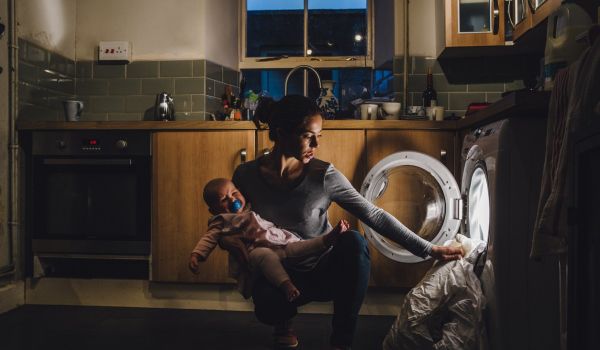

{"left": 233, "top": 158, "right": 433, "bottom": 268}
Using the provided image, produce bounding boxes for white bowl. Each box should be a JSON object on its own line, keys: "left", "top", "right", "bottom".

{"left": 381, "top": 102, "right": 401, "bottom": 116}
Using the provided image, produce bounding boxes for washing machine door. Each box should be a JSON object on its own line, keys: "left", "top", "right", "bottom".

{"left": 360, "top": 151, "right": 462, "bottom": 263}
{"left": 461, "top": 144, "right": 491, "bottom": 244}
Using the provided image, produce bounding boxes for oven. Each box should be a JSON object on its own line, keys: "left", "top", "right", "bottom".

{"left": 28, "top": 131, "right": 151, "bottom": 278}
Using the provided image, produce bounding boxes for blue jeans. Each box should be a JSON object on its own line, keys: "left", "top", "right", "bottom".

{"left": 252, "top": 230, "right": 371, "bottom": 347}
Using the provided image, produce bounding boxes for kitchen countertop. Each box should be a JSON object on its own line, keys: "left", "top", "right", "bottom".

{"left": 16, "top": 91, "right": 550, "bottom": 132}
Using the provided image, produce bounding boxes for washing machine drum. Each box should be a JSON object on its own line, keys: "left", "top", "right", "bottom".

{"left": 360, "top": 151, "right": 462, "bottom": 263}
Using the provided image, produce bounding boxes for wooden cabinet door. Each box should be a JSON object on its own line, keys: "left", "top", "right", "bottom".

{"left": 445, "top": 0, "right": 506, "bottom": 47}
{"left": 531, "top": 0, "right": 561, "bottom": 27}
{"left": 257, "top": 129, "right": 366, "bottom": 229}
{"left": 365, "top": 130, "right": 457, "bottom": 288}
{"left": 152, "top": 131, "right": 255, "bottom": 283}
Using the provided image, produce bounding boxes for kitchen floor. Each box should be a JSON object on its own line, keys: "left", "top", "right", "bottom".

{"left": 0, "top": 305, "right": 395, "bottom": 350}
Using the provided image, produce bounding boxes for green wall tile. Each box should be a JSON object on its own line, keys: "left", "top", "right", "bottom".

{"left": 408, "top": 74, "right": 426, "bottom": 93}
{"left": 173, "top": 95, "right": 191, "bottom": 113}
{"left": 142, "top": 78, "right": 174, "bottom": 95}
{"left": 468, "top": 83, "right": 505, "bottom": 92}
{"left": 205, "top": 95, "right": 222, "bottom": 114}
{"left": 80, "top": 112, "right": 108, "bottom": 121}
{"left": 107, "top": 113, "right": 142, "bottom": 121}
{"left": 160, "top": 61, "right": 193, "bottom": 77}
{"left": 56, "top": 78, "right": 75, "bottom": 95}
{"left": 449, "top": 92, "right": 486, "bottom": 110}
{"left": 433, "top": 74, "right": 467, "bottom": 92}
{"left": 174, "top": 78, "right": 204, "bottom": 94}
{"left": 192, "top": 95, "right": 205, "bottom": 112}
{"left": 23, "top": 42, "right": 48, "bottom": 67}
{"left": 89, "top": 96, "right": 125, "bottom": 113}
{"left": 77, "top": 79, "right": 108, "bottom": 96}
{"left": 206, "top": 61, "right": 223, "bottom": 82}
{"left": 49, "top": 53, "right": 75, "bottom": 77}
{"left": 486, "top": 92, "right": 503, "bottom": 103}
{"left": 77, "top": 61, "right": 93, "bottom": 79}
{"left": 175, "top": 112, "right": 206, "bottom": 121}
{"left": 109, "top": 79, "right": 142, "bottom": 95}
{"left": 18, "top": 104, "right": 58, "bottom": 121}
{"left": 94, "top": 64, "right": 126, "bottom": 79}
{"left": 223, "top": 68, "right": 239, "bottom": 86}
{"left": 193, "top": 60, "right": 205, "bottom": 77}
{"left": 127, "top": 61, "right": 159, "bottom": 78}
{"left": 125, "top": 95, "right": 156, "bottom": 113}
{"left": 18, "top": 62, "right": 39, "bottom": 85}
{"left": 205, "top": 79, "right": 215, "bottom": 97}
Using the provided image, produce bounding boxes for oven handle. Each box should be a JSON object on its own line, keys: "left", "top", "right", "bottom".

{"left": 42, "top": 158, "right": 133, "bottom": 166}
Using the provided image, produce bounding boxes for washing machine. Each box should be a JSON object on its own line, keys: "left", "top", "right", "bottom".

{"left": 361, "top": 118, "right": 559, "bottom": 350}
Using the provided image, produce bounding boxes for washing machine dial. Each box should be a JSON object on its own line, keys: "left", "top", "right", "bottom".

{"left": 115, "top": 139, "right": 128, "bottom": 150}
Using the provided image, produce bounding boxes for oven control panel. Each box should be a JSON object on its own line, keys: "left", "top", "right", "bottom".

{"left": 32, "top": 131, "right": 151, "bottom": 156}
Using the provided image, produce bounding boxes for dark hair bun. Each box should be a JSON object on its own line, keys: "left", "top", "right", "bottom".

{"left": 254, "top": 96, "right": 275, "bottom": 125}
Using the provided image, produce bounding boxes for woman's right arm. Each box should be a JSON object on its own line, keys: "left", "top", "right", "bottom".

{"left": 325, "top": 165, "right": 460, "bottom": 260}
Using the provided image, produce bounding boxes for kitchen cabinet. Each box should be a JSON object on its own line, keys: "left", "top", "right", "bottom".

{"left": 257, "top": 129, "right": 367, "bottom": 230}
{"left": 365, "top": 130, "right": 457, "bottom": 288}
{"left": 445, "top": 0, "right": 506, "bottom": 47}
{"left": 152, "top": 130, "right": 256, "bottom": 283}
{"left": 513, "top": 0, "right": 561, "bottom": 40}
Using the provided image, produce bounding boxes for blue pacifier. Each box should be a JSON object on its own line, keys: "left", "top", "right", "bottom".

{"left": 229, "top": 199, "right": 242, "bottom": 213}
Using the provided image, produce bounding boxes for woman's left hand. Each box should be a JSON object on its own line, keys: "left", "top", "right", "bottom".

{"left": 430, "top": 245, "right": 464, "bottom": 261}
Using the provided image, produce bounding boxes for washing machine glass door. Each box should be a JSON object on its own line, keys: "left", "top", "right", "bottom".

{"left": 461, "top": 145, "right": 491, "bottom": 244}
{"left": 360, "top": 151, "right": 461, "bottom": 263}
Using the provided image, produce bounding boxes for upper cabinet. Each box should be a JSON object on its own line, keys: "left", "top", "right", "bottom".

{"left": 513, "top": 0, "right": 561, "bottom": 41}
{"left": 445, "top": 0, "right": 506, "bottom": 47}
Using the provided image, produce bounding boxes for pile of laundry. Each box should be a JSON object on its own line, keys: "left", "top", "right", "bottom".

{"left": 383, "top": 234, "right": 488, "bottom": 350}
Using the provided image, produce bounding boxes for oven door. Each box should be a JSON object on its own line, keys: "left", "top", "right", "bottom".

{"left": 31, "top": 156, "right": 150, "bottom": 256}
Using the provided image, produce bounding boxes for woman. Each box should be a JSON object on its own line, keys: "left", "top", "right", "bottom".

{"left": 224, "top": 95, "right": 462, "bottom": 350}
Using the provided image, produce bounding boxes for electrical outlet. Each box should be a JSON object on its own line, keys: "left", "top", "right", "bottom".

{"left": 98, "top": 41, "right": 131, "bottom": 62}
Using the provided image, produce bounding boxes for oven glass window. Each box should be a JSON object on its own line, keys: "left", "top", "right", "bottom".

{"left": 34, "top": 160, "right": 149, "bottom": 240}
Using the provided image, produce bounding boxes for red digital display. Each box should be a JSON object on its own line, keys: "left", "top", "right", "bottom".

{"left": 82, "top": 139, "right": 100, "bottom": 146}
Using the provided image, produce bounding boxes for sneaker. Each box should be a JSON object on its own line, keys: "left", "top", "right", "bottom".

{"left": 273, "top": 321, "right": 299, "bottom": 349}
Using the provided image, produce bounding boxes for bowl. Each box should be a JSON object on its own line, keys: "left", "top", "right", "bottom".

{"left": 381, "top": 102, "right": 401, "bottom": 117}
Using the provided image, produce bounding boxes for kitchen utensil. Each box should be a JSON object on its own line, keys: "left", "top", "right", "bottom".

{"left": 155, "top": 92, "right": 175, "bottom": 121}
{"left": 62, "top": 100, "right": 84, "bottom": 121}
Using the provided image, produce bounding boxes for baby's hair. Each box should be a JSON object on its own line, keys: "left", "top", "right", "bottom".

{"left": 203, "top": 178, "right": 230, "bottom": 207}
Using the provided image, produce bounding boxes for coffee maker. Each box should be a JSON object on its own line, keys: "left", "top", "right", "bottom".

{"left": 155, "top": 92, "right": 175, "bottom": 121}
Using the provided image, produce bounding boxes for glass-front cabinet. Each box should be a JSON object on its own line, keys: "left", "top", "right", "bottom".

{"left": 445, "top": 0, "right": 505, "bottom": 47}
{"left": 511, "top": 0, "right": 561, "bottom": 41}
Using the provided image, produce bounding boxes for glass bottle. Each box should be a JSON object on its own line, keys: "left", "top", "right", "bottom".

{"left": 422, "top": 67, "right": 437, "bottom": 108}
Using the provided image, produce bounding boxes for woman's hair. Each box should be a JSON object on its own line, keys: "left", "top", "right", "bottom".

{"left": 255, "top": 95, "right": 321, "bottom": 141}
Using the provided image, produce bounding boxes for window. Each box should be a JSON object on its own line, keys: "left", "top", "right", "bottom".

{"left": 241, "top": 0, "right": 373, "bottom": 69}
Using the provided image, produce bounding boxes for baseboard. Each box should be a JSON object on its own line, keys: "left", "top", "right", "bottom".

{"left": 25, "top": 278, "right": 404, "bottom": 316}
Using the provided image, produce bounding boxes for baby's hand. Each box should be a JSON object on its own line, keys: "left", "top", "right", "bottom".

{"left": 189, "top": 253, "right": 201, "bottom": 274}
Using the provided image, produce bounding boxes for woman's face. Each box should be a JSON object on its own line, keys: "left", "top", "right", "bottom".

{"left": 281, "top": 114, "right": 323, "bottom": 164}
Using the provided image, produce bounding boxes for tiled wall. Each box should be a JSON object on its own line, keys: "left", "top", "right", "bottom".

{"left": 18, "top": 39, "right": 239, "bottom": 121}
{"left": 392, "top": 56, "right": 525, "bottom": 117}
{"left": 18, "top": 39, "right": 76, "bottom": 120}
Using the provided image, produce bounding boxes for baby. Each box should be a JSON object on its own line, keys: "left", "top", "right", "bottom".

{"left": 189, "top": 178, "right": 348, "bottom": 301}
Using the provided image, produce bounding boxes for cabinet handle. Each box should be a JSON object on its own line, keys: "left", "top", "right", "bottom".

{"left": 262, "top": 148, "right": 271, "bottom": 156}
{"left": 492, "top": 0, "right": 500, "bottom": 35}
{"left": 240, "top": 148, "right": 247, "bottom": 163}
{"left": 440, "top": 149, "right": 447, "bottom": 159}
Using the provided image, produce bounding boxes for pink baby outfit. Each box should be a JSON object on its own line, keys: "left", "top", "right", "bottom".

{"left": 192, "top": 210, "right": 302, "bottom": 259}
{"left": 192, "top": 209, "right": 326, "bottom": 298}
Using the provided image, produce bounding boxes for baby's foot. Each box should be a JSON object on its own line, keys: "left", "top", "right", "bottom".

{"left": 323, "top": 219, "right": 350, "bottom": 247}
{"left": 280, "top": 280, "right": 300, "bottom": 302}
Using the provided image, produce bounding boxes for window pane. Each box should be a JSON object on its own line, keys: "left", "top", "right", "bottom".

{"left": 308, "top": 0, "right": 367, "bottom": 56}
{"left": 242, "top": 68, "right": 371, "bottom": 119}
{"left": 458, "top": 0, "right": 491, "bottom": 33}
{"left": 246, "top": 0, "right": 304, "bottom": 57}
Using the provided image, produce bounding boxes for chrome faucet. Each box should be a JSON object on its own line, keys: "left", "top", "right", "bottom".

{"left": 284, "top": 65, "right": 322, "bottom": 97}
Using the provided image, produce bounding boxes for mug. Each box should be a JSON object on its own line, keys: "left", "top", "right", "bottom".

{"left": 63, "top": 100, "right": 84, "bottom": 121}
{"left": 433, "top": 106, "right": 445, "bottom": 121}
{"left": 360, "top": 104, "right": 378, "bottom": 120}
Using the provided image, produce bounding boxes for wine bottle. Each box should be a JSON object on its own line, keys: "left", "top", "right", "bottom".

{"left": 422, "top": 67, "right": 437, "bottom": 108}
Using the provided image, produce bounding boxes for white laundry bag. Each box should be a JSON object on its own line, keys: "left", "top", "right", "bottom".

{"left": 383, "top": 234, "right": 487, "bottom": 350}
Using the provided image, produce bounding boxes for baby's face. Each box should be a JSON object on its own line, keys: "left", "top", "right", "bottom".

{"left": 209, "top": 180, "right": 246, "bottom": 214}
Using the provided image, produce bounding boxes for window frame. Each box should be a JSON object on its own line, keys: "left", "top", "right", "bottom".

{"left": 240, "top": 0, "right": 374, "bottom": 69}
